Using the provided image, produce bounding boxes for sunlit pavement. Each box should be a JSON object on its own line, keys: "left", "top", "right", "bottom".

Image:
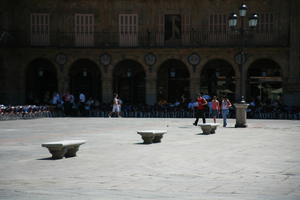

{"left": 0, "top": 118, "right": 299, "bottom": 200}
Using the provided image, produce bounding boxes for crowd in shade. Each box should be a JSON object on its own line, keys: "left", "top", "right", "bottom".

{"left": 1, "top": 91, "right": 300, "bottom": 121}
{"left": 0, "top": 104, "right": 51, "bottom": 120}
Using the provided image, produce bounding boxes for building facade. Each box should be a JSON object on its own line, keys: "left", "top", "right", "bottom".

{"left": 0, "top": 0, "right": 299, "bottom": 106}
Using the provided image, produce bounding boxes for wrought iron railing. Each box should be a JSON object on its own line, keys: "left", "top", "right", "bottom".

{"left": 3, "top": 29, "right": 289, "bottom": 48}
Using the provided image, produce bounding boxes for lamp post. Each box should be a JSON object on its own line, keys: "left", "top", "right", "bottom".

{"left": 229, "top": 3, "right": 258, "bottom": 128}
{"left": 228, "top": 3, "right": 258, "bottom": 101}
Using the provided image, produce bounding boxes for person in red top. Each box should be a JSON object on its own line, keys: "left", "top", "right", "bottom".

{"left": 193, "top": 93, "right": 208, "bottom": 126}
{"left": 211, "top": 96, "right": 220, "bottom": 123}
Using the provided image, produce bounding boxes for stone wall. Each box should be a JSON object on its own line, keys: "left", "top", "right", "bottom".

{"left": 0, "top": 0, "right": 299, "bottom": 106}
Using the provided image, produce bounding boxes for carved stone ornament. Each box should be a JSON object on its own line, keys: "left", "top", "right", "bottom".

{"left": 55, "top": 53, "right": 67, "bottom": 65}
{"left": 234, "top": 51, "right": 247, "bottom": 65}
{"left": 144, "top": 53, "right": 157, "bottom": 66}
{"left": 99, "top": 53, "right": 112, "bottom": 66}
{"left": 187, "top": 53, "right": 200, "bottom": 66}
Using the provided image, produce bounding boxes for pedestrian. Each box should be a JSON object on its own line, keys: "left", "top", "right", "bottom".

{"left": 62, "top": 91, "right": 72, "bottom": 116}
{"left": 221, "top": 96, "right": 232, "bottom": 127}
{"left": 211, "top": 96, "right": 220, "bottom": 123}
{"left": 79, "top": 92, "right": 86, "bottom": 116}
{"left": 108, "top": 93, "right": 121, "bottom": 117}
{"left": 180, "top": 94, "right": 186, "bottom": 110}
{"left": 193, "top": 93, "right": 208, "bottom": 126}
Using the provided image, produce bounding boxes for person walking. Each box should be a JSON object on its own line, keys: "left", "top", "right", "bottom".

{"left": 221, "top": 96, "right": 232, "bottom": 127}
{"left": 211, "top": 96, "right": 220, "bottom": 123}
{"left": 193, "top": 93, "right": 208, "bottom": 126}
{"left": 79, "top": 92, "right": 86, "bottom": 116}
{"left": 108, "top": 93, "right": 121, "bottom": 117}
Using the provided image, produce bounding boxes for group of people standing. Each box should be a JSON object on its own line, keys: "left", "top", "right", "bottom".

{"left": 193, "top": 93, "right": 232, "bottom": 127}
{"left": 108, "top": 93, "right": 232, "bottom": 126}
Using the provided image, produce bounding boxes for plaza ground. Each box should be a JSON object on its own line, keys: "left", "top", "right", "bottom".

{"left": 0, "top": 118, "right": 300, "bottom": 200}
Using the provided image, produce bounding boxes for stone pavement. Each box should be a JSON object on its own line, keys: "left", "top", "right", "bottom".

{"left": 0, "top": 118, "right": 300, "bottom": 200}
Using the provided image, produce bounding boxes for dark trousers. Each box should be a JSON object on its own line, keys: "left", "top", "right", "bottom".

{"left": 64, "top": 102, "right": 72, "bottom": 116}
{"left": 194, "top": 109, "right": 206, "bottom": 125}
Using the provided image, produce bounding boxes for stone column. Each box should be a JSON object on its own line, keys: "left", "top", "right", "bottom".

{"left": 57, "top": 69, "right": 69, "bottom": 94}
{"left": 234, "top": 101, "right": 249, "bottom": 128}
{"left": 102, "top": 76, "right": 113, "bottom": 103}
{"left": 145, "top": 76, "right": 157, "bottom": 105}
{"left": 6, "top": 56, "right": 24, "bottom": 104}
{"left": 289, "top": 0, "right": 300, "bottom": 79}
{"left": 284, "top": 0, "right": 300, "bottom": 106}
{"left": 190, "top": 77, "right": 200, "bottom": 99}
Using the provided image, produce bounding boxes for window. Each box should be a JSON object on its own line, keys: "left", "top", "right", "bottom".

{"left": 209, "top": 14, "right": 227, "bottom": 34}
{"left": 257, "top": 13, "right": 274, "bottom": 33}
{"left": 182, "top": 15, "right": 191, "bottom": 45}
{"left": 165, "top": 15, "right": 181, "bottom": 41}
{"left": 75, "top": 14, "right": 94, "bottom": 47}
{"left": 31, "top": 13, "right": 49, "bottom": 46}
{"left": 119, "top": 14, "right": 138, "bottom": 47}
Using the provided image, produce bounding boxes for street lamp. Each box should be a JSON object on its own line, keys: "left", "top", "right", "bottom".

{"left": 228, "top": 3, "right": 258, "bottom": 102}
{"left": 230, "top": 3, "right": 258, "bottom": 128}
{"left": 239, "top": 3, "right": 248, "bottom": 17}
{"left": 249, "top": 14, "right": 259, "bottom": 27}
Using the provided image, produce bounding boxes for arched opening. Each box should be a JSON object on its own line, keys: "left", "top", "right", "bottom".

{"left": 26, "top": 58, "right": 58, "bottom": 104}
{"left": 247, "top": 59, "right": 282, "bottom": 103}
{"left": 157, "top": 59, "right": 190, "bottom": 103}
{"left": 69, "top": 59, "right": 102, "bottom": 101}
{"left": 200, "top": 59, "right": 236, "bottom": 100}
{"left": 113, "top": 60, "right": 145, "bottom": 105}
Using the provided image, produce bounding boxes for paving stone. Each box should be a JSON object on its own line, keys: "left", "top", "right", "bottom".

{"left": 0, "top": 118, "right": 299, "bottom": 200}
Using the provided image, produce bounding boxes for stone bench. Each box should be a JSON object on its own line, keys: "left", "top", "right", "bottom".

{"left": 137, "top": 130, "right": 167, "bottom": 144}
{"left": 198, "top": 123, "right": 220, "bottom": 135}
{"left": 42, "top": 140, "right": 86, "bottom": 159}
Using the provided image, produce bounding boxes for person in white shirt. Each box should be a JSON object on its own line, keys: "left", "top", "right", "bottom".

{"left": 79, "top": 93, "right": 86, "bottom": 103}
{"left": 108, "top": 93, "right": 121, "bottom": 117}
{"left": 79, "top": 92, "right": 86, "bottom": 116}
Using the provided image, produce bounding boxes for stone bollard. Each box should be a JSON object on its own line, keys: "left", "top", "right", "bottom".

{"left": 234, "top": 98, "right": 249, "bottom": 128}
{"left": 198, "top": 123, "right": 219, "bottom": 134}
{"left": 137, "top": 132, "right": 155, "bottom": 144}
{"left": 42, "top": 140, "right": 86, "bottom": 159}
{"left": 209, "top": 123, "right": 219, "bottom": 134}
{"left": 137, "top": 130, "right": 167, "bottom": 144}
{"left": 198, "top": 124, "right": 212, "bottom": 135}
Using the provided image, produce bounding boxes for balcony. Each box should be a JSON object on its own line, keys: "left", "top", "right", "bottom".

{"left": 3, "top": 29, "right": 289, "bottom": 48}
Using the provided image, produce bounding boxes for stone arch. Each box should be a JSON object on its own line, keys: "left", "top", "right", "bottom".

{"left": 245, "top": 56, "right": 287, "bottom": 79}
{"left": 199, "top": 57, "right": 239, "bottom": 78}
{"left": 200, "top": 59, "right": 236, "bottom": 100}
{"left": 26, "top": 58, "right": 58, "bottom": 104}
{"left": 111, "top": 56, "right": 148, "bottom": 74}
{"left": 69, "top": 59, "right": 102, "bottom": 101}
{"left": 66, "top": 56, "right": 103, "bottom": 74}
{"left": 113, "top": 59, "right": 146, "bottom": 104}
{"left": 156, "top": 55, "right": 193, "bottom": 76}
{"left": 157, "top": 59, "right": 190, "bottom": 102}
{"left": 247, "top": 58, "right": 283, "bottom": 103}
